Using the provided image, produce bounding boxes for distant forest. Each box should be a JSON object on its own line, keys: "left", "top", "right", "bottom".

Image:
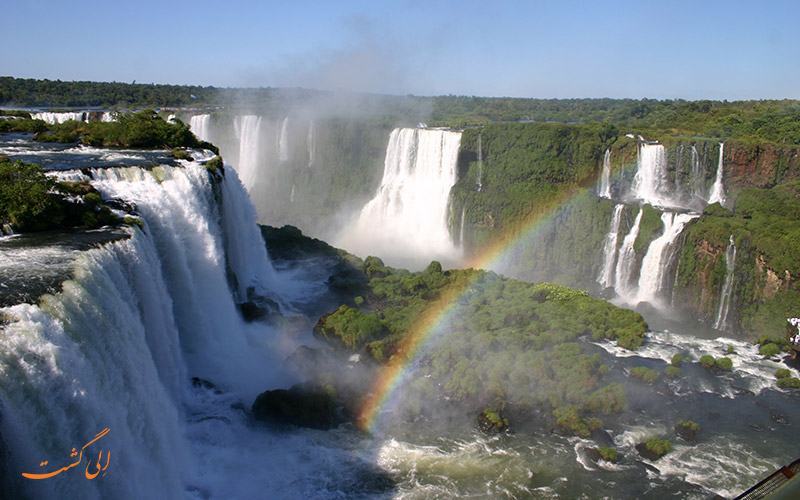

{"left": 2, "top": 76, "right": 799, "bottom": 144}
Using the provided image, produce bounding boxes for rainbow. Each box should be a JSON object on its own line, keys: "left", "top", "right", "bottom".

{"left": 356, "top": 182, "right": 604, "bottom": 432}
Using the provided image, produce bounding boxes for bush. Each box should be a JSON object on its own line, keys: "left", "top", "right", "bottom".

{"left": 677, "top": 420, "right": 700, "bottom": 432}
{"left": 630, "top": 366, "right": 659, "bottom": 384}
{"left": 665, "top": 365, "right": 681, "bottom": 378}
{"left": 0, "top": 158, "right": 62, "bottom": 231}
{"left": 699, "top": 355, "right": 716, "bottom": 368}
{"left": 644, "top": 438, "right": 672, "bottom": 458}
{"left": 759, "top": 343, "right": 781, "bottom": 358}
{"left": 777, "top": 377, "right": 800, "bottom": 389}
{"left": 597, "top": 447, "right": 618, "bottom": 462}
{"left": 671, "top": 353, "right": 683, "bottom": 366}
{"left": 775, "top": 368, "right": 791, "bottom": 379}
{"left": 205, "top": 155, "right": 223, "bottom": 174}
{"left": 715, "top": 357, "right": 733, "bottom": 371}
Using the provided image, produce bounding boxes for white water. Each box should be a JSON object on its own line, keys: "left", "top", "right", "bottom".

{"left": 599, "top": 148, "right": 611, "bottom": 199}
{"left": 714, "top": 235, "right": 737, "bottom": 330}
{"left": 189, "top": 114, "right": 211, "bottom": 143}
{"left": 597, "top": 204, "right": 624, "bottom": 288}
{"left": 233, "top": 115, "right": 263, "bottom": 191}
{"left": 690, "top": 145, "right": 705, "bottom": 203}
{"left": 307, "top": 120, "right": 316, "bottom": 167}
{"left": 30, "top": 111, "right": 87, "bottom": 124}
{"left": 707, "top": 143, "right": 726, "bottom": 206}
{"left": 635, "top": 212, "right": 699, "bottom": 305}
{"left": 631, "top": 143, "right": 673, "bottom": 207}
{"left": 476, "top": 134, "right": 483, "bottom": 192}
{"left": 613, "top": 207, "right": 643, "bottom": 298}
{"left": 278, "top": 117, "right": 290, "bottom": 162}
{"left": 341, "top": 127, "right": 462, "bottom": 269}
{"left": 459, "top": 206, "right": 466, "bottom": 248}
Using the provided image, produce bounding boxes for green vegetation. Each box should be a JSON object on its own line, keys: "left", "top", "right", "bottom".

{"left": 775, "top": 368, "right": 792, "bottom": 379}
{"left": 554, "top": 405, "right": 602, "bottom": 438}
{"left": 0, "top": 157, "right": 118, "bottom": 232}
{"left": 671, "top": 353, "right": 683, "bottom": 366}
{"left": 699, "top": 355, "right": 716, "bottom": 369}
{"left": 665, "top": 365, "right": 681, "bottom": 378}
{"left": 644, "top": 438, "right": 672, "bottom": 458}
{"left": 312, "top": 258, "right": 647, "bottom": 423}
{"left": 777, "top": 377, "right": 800, "bottom": 389}
{"left": 759, "top": 343, "right": 781, "bottom": 358}
{"left": 629, "top": 366, "right": 659, "bottom": 384}
{"left": 597, "top": 447, "right": 618, "bottom": 462}
{"left": 715, "top": 357, "right": 733, "bottom": 371}
{"left": 677, "top": 420, "right": 700, "bottom": 432}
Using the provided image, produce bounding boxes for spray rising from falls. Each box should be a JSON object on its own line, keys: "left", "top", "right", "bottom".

{"left": 599, "top": 149, "right": 611, "bottom": 199}
{"left": 714, "top": 235, "right": 737, "bottom": 330}
{"left": 233, "top": 115, "right": 263, "bottom": 191}
{"left": 278, "top": 117, "right": 290, "bottom": 162}
{"left": 597, "top": 203, "right": 624, "bottom": 288}
{"left": 341, "top": 127, "right": 462, "bottom": 269}
{"left": 0, "top": 162, "right": 289, "bottom": 498}
{"left": 707, "top": 142, "right": 726, "bottom": 206}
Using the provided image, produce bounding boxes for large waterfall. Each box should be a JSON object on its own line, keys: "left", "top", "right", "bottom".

{"left": 340, "top": 127, "right": 462, "bottom": 269}
{"left": 631, "top": 143, "right": 673, "bottom": 207}
{"left": 0, "top": 161, "right": 300, "bottom": 498}
{"left": 613, "top": 207, "right": 644, "bottom": 298}
{"left": 233, "top": 115, "right": 263, "bottom": 191}
{"left": 707, "top": 142, "right": 726, "bottom": 206}
{"left": 597, "top": 203, "right": 624, "bottom": 288}
{"left": 189, "top": 114, "right": 211, "bottom": 143}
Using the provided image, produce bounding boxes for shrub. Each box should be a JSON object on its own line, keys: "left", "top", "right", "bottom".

{"left": 715, "top": 357, "right": 733, "bottom": 371}
{"left": 630, "top": 366, "right": 659, "bottom": 384}
{"left": 775, "top": 368, "right": 791, "bottom": 379}
{"left": 598, "top": 447, "right": 618, "bottom": 462}
{"left": 665, "top": 365, "right": 681, "bottom": 378}
{"left": 677, "top": 420, "right": 700, "bottom": 432}
{"left": 205, "top": 155, "right": 223, "bottom": 174}
{"left": 644, "top": 438, "right": 672, "bottom": 458}
{"left": 671, "top": 353, "right": 683, "bottom": 366}
{"left": 759, "top": 343, "right": 781, "bottom": 358}
{"left": 777, "top": 377, "right": 800, "bottom": 389}
{"left": 699, "top": 355, "right": 716, "bottom": 369}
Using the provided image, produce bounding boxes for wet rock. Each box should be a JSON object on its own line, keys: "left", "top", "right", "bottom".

{"left": 192, "top": 377, "right": 222, "bottom": 394}
{"left": 477, "top": 408, "right": 510, "bottom": 434}
{"left": 770, "top": 409, "right": 789, "bottom": 426}
{"left": 252, "top": 382, "right": 339, "bottom": 430}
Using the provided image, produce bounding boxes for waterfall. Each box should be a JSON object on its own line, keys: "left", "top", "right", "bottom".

{"left": 189, "top": 114, "right": 211, "bottom": 143}
{"left": 30, "top": 111, "right": 87, "bottom": 124}
{"left": 599, "top": 149, "right": 612, "bottom": 199}
{"left": 290, "top": 184, "right": 295, "bottom": 204}
{"left": 597, "top": 204, "right": 624, "bottom": 288}
{"left": 707, "top": 142, "right": 726, "bottom": 206}
{"left": 459, "top": 206, "right": 466, "bottom": 248}
{"left": 635, "top": 212, "right": 699, "bottom": 305}
{"left": 613, "top": 207, "right": 643, "bottom": 298}
{"left": 279, "top": 117, "right": 290, "bottom": 162}
{"left": 690, "top": 145, "right": 705, "bottom": 203}
{"left": 307, "top": 120, "right": 316, "bottom": 167}
{"left": 631, "top": 143, "right": 672, "bottom": 207}
{"left": 233, "top": 115, "right": 263, "bottom": 191}
{"left": 476, "top": 134, "right": 483, "bottom": 192}
{"left": 714, "top": 235, "right": 737, "bottom": 330}
{"left": 342, "top": 127, "right": 462, "bottom": 269}
{"left": 0, "top": 163, "right": 288, "bottom": 498}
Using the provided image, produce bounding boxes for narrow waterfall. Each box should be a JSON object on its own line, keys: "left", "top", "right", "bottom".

{"left": 690, "top": 145, "right": 705, "bottom": 203}
{"left": 307, "top": 120, "right": 316, "bottom": 167}
{"left": 279, "top": 117, "right": 290, "bottom": 162}
{"left": 290, "top": 184, "right": 295, "bottom": 204}
{"left": 613, "top": 207, "right": 644, "bottom": 298}
{"left": 635, "top": 212, "right": 699, "bottom": 305}
{"left": 598, "top": 204, "right": 624, "bottom": 288}
{"left": 189, "top": 114, "right": 211, "bottom": 143}
{"left": 476, "top": 134, "right": 483, "bottom": 192}
{"left": 459, "top": 206, "right": 466, "bottom": 248}
{"left": 714, "top": 235, "right": 737, "bottom": 330}
{"left": 599, "top": 149, "right": 612, "bottom": 199}
{"left": 342, "top": 127, "right": 462, "bottom": 269}
{"left": 707, "top": 142, "right": 726, "bottom": 206}
{"left": 0, "top": 163, "right": 289, "bottom": 499}
{"left": 631, "top": 143, "right": 672, "bottom": 207}
{"left": 233, "top": 115, "right": 263, "bottom": 191}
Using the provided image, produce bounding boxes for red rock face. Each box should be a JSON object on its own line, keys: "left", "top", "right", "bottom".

{"left": 725, "top": 142, "right": 800, "bottom": 189}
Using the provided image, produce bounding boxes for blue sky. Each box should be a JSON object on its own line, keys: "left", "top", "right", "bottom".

{"left": 3, "top": 0, "right": 799, "bottom": 99}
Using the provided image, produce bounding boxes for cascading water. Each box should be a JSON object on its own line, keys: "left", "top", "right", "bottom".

{"left": 233, "top": 115, "right": 263, "bottom": 191}
{"left": 635, "top": 212, "right": 699, "bottom": 305}
{"left": 307, "top": 120, "right": 315, "bottom": 167}
{"left": 30, "top": 111, "right": 87, "bottom": 124}
{"left": 631, "top": 143, "right": 673, "bottom": 207}
{"left": 189, "top": 114, "right": 211, "bottom": 143}
{"left": 0, "top": 162, "right": 293, "bottom": 498}
{"left": 597, "top": 204, "right": 624, "bottom": 288}
{"left": 613, "top": 207, "right": 643, "bottom": 298}
{"left": 278, "top": 117, "right": 290, "bottom": 162}
{"left": 599, "top": 149, "right": 611, "bottom": 199}
{"left": 476, "top": 134, "right": 483, "bottom": 192}
{"left": 714, "top": 235, "right": 737, "bottom": 330}
{"left": 341, "top": 127, "right": 462, "bottom": 269}
{"left": 707, "top": 142, "right": 726, "bottom": 206}
{"left": 459, "top": 206, "right": 466, "bottom": 248}
{"left": 690, "top": 145, "right": 705, "bottom": 203}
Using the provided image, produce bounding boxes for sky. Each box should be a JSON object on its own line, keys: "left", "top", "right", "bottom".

{"left": 3, "top": 0, "right": 799, "bottom": 100}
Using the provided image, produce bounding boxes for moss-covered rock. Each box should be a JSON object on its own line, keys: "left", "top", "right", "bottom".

{"left": 477, "top": 408, "right": 510, "bottom": 434}
{"left": 636, "top": 438, "right": 672, "bottom": 460}
{"left": 675, "top": 420, "right": 700, "bottom": 444}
